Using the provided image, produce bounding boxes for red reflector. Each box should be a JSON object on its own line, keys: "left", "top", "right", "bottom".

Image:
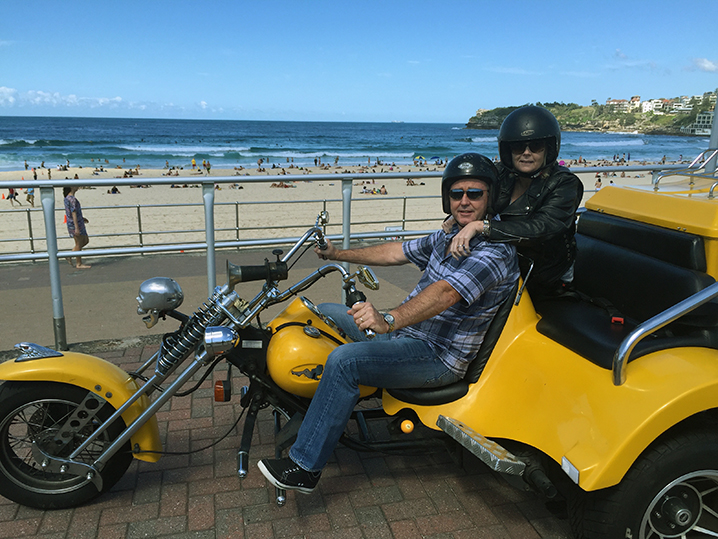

{"left": 214, "top": 380, "right": 231, "bottom": 402}
{"left": 611, "top": 316, "right": 624, "bottom": 325}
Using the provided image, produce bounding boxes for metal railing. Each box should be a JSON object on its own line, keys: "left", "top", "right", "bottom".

{"left": 653, "top": 149, "right": 718, "bottom": 191}
{"left": 1, "top": 171, "right": 443, "bottom": 349}
{"left": 0, "top": 195, "right": 441, "bottom": 259}
{"left": 0, "top": 163, "right": 713, "bottom": 351}
{"left": 613, "top": 281, "right": 718, "bottom": 385}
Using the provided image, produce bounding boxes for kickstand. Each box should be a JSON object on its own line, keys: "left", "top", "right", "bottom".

{"left": 273, "top": 410, "right": 287, "bottom": 506}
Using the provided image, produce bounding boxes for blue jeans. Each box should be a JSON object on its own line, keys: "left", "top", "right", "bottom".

{"left": 288, "top": 303, "right": 461, "bottom": 472}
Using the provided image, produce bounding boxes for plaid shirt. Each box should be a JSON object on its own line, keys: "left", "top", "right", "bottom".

{"left": 394, "top": 225, "right": 519, "bottom": 377}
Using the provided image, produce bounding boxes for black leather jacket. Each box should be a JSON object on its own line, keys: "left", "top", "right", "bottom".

{"left": 488, "top": 162, "right": 583, "bottom": 293}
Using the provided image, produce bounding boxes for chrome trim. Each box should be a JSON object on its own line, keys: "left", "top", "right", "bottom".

{"left": 613, "top": 281, "right": 718, "bottom": 385}
{"left": 204, "top": 326, "right": 239, "bottom": 357}
{"left": 13, "top": 342, "right": 64, "bottom": 362}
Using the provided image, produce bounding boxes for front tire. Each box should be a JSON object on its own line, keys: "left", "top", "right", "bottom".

{"left": 571, "top": 428, "right": 718, "bottom": 538}
{"left": 0, "top": 382, "right": 133, "bottom": 509}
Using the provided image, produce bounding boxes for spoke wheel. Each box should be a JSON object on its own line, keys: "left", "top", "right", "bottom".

{"left": 0, "top": 382, "right": 132, "bottom": 509}
{"left": 640, "top": 471, "right": 718, "bottom": 538}
{"left": 570, "top": 427, "right": 718, "bottom": 538}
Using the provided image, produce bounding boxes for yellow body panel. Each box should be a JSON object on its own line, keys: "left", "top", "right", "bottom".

{"left": 0, "top": 352, "right": 162, "bottom": 462}
{"left": 383, "top": 293, "right": 718, "bottom": 491}
{"left": 267, "top": 298, "right": 376, "bottom": 398}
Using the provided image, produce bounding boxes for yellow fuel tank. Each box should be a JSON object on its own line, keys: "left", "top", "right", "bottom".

{"left": 266, "top": 297, "right": 376, "bottom": 398}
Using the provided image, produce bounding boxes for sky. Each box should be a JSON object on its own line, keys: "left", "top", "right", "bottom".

{"left": 1, "top": 0, "right": 717, "bottom": 123}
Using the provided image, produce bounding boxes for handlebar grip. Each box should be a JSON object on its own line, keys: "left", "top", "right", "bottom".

{"left": 234, "top": 264, "right": 270, "bottom": 282}
{"left": 346, "top": 290, "right": 367, "bottom": 307}
{"left": 228, "top": 260, "right": 288, "bottom": 285}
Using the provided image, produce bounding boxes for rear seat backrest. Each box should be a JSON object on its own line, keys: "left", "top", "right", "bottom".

{"left": 574, "top": 235, "right": 718, "bottom": 327}
{"left": 577, "top": 211, "right": 707, "bottom": 272}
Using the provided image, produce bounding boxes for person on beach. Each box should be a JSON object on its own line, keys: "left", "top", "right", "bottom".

{"left": 258, "top": 153, "right": 519, "bottom": 494}
{"left": 443, "top": 106, "right": 583, "bottom": 306}
{"left": 7, "top": 187, "right": 20, "bottom": 206}
{"left": 63, "top": 186, "right": 91, "bottom": 269}
{"left": 25, "top": 186, "right": 35, "bottom": 207}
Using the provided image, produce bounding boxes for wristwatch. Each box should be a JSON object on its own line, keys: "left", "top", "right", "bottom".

{"left": 381, "top": 312, "right": 395, "bottom": 333}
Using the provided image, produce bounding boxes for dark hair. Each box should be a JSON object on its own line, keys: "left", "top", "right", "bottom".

{"left": 63, "top": 187, "right": 72, "bottom": 197}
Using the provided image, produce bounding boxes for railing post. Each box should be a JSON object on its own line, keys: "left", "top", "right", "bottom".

{"left": 341, "top": 179, "right": 352, "bottom": 304}
{"left": 707, "top": 108, "right": 718, "bottom": 176}
{"left": 203, "top": 182, "right": 216, "bottom": 295}
{"left": 322, "top": 199, "right": 327, "bottom": 236}
{"left": 136, "top": 205, "right": 144, "bottom": 252}
{"left": 402, "top": 196, "right": 407, "bottom": 231}
{"left": 26, "top": 208, "right": 35, "bottom": 255}
{"left": 40, "top": 186, "right": 68, "bottom": 350}
{"left": 235, "top": 201, "right": 240, "bottom": 243}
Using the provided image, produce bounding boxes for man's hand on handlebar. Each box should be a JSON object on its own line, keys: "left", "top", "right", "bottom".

{"left": 315, "top": 238, "right": 339, "bottom": 261}
{"left": 349, "top": 301, "right": 391, "bottom": 334}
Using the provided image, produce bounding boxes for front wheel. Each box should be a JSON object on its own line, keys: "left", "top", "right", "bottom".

{"left": 0, "top": 382, "right": 133, "bottom": 509}
{"left": 571, "top": 428, "right": 718, "bottom": 538}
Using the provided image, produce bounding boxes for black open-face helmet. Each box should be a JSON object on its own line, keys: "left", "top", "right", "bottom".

{"left": 498, "top": 106, "right": 561, "bottom": 170}
{"left": 441, "top": 153, "right": 498, "bottom": 214}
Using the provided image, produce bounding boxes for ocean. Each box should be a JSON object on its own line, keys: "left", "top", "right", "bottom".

{"left": 0, "top": 116, "right": 712, "bottom": 172}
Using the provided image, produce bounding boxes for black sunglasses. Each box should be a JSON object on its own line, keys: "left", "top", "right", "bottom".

{"left": 449, "top": 188, "right": 486, "bottom": 201}
{"left": 509, "top": 141, "right": 546, "bottom": 154}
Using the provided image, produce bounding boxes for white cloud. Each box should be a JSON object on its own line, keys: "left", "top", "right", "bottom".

{"left": 0, "top": 87, "right": 222, "bottom": 117}
{"left": 693, "top": 58, "right": 718, "bottom": 72}
{"left": 0, "top": 86, "right": 18, "bottom": 106}
{"left": 0, "top": 88, "right": 127, "bottom": 110}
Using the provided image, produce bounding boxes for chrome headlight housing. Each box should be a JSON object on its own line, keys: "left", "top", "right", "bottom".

{"left": 136, "top": 277, "right": 184, "bottom": 328}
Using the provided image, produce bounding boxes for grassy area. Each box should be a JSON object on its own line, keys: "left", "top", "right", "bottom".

{"left": 467, "top": 98, "right": 713, "bottom": 134}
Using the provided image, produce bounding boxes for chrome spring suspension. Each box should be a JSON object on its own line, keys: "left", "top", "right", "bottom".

{"left": 156, "top": 292, "right": 227, "bottom": 375}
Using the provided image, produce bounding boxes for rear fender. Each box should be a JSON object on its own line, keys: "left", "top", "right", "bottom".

{"left": 0, "top": 350, "right": 162, "bottom": 462}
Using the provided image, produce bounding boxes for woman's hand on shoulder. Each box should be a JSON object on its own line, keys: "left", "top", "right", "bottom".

{"left": 447, "top": 220, "right": 483, "bottom": 260}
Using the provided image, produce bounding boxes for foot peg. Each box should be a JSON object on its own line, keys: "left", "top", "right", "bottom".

{"left": 437, "top": 415, "right": 525, "bottom": 476}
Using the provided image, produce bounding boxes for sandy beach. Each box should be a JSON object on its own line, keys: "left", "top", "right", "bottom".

{"left": 0, "top": 161, "right": 655, "bottom": 256}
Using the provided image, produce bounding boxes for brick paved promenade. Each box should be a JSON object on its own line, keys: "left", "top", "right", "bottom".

{"left": 0, "top": 252, "right": 574, "bottom": 538}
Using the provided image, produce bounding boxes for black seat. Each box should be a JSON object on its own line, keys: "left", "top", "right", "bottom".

{"left": 577, "top": 211, "right": 707, "bottom": 272}
{"left": 537, "top": 212, "right": 718, "bottom": 370}
{"left": 386, "top": 281, "right": 519, "bottom": 406}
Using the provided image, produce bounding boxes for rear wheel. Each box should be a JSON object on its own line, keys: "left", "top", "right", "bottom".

{"left": 0, "top": 382, "right": 133, "bottom": 509}
{"left": 570, "top": 428, "right": 718, "bottom": 538}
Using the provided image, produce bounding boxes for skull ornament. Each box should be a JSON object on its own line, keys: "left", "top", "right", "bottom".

{"left": 136, "top": 277, "right": 184, "bottom": 328}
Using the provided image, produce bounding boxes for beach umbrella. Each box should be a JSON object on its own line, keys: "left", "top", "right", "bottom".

{"left": 430, "top": 156, "right": 440, "bottom": 160}
{"left": 415, "top": 155, "right": 425, "bottom": 160}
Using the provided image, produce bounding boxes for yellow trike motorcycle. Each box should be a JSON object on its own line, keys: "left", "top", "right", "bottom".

{"left": 2, "top": 179, "right": 718, "bottom": 538}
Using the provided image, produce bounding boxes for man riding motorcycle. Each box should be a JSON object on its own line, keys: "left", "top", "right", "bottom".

{"left": 258, "top": 152, "right": 520, "bottom": 494}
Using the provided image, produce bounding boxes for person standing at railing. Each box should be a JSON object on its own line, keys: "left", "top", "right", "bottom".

{"left": 63, "top": 186, "right": 91, "bottom": 269}
{"left": 444, "top": 106, "right": 583, "bottom": 306}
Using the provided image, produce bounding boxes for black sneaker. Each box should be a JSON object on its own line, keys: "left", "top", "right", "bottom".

{"left": 258, "top": 457, "right": 321, "bottom": 494}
